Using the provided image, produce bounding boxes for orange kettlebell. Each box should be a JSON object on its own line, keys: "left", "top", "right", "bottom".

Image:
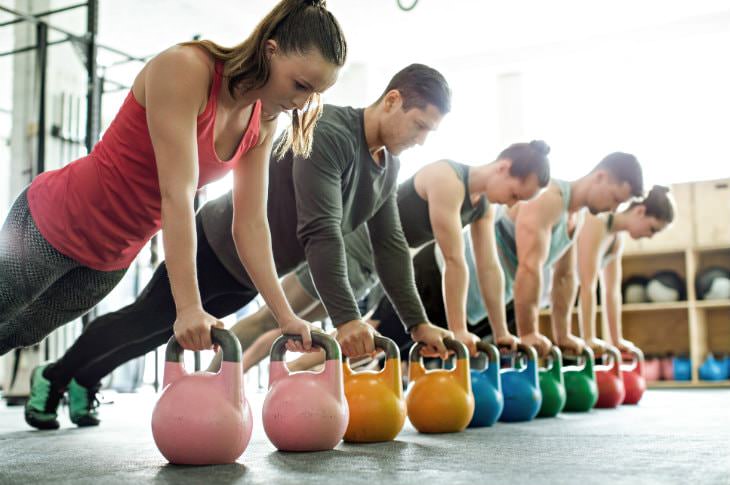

{"left": 343, "top": 335, "right": 406, "bottom": 443}
{"left": 406, "top": 338, "right": 474, "bottom": 433}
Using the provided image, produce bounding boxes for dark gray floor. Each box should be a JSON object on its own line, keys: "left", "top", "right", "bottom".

{"left": 1, "top": 388, "right": 728, "bottom": 485}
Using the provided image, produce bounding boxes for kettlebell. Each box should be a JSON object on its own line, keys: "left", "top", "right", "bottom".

{"left": 538, "top": 346, "right": 566, "bottom": 418}
{"left": 645, "top": 355, "right": 661, "bottom": 382}
{"left": 151, "top": 327, "right": 252, "bottom": 465}
{"left": 468, "top": 341, "right": 503, "bottom": 427}
{"left": 563, "top": 346, "right": 598, "bottom": 412}
{"left": 406, "top": 338, "right": 474, "bottom": 433}
{"left": 699, "top": 353, "right": 727, "bottom": 381}
{"left": 262, "top": 332, "right": 348, "bottom": 451}
{"left": 343, "top": 335, "right": 406, "bottom": 442}
{"left": 660, "top": 354, "right": 674, "bottom": 380}
{"left": 673, "top": 354, "right": 692, "bottom": 381}
{"left": 499, "top": 343, "right": 542, "bottom": 422}
{"left": 621, "top": 347, "right": 647, "bottom": 405}
{"left": 595, "top": 346, "right": 626, "bottom": 408}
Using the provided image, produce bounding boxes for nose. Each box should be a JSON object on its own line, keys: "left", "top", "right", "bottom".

{"left": 416, "top": 131, "right": 429, "bottom": 146}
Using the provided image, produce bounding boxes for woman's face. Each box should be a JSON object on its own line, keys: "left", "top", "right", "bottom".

{"left": 259, "top": 41, "right": 340, "bottom": 118}
{"left": 487, "top": 162, "right": 543, "bottom": 206}
{"left": 626, "top": 207, "right": 668, "bottom": 239}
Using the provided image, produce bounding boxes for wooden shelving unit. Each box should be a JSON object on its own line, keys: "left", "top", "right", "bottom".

{"left": 540, "top": 178, "right": 730, "bottom": 389}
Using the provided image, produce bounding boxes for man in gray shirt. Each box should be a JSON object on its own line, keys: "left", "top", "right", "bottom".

{"left": 40, "top": 65, "right": 454, "bottom": 419}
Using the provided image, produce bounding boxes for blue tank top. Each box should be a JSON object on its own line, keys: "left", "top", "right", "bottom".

{"left": 455, "top": 179, "right": 579, "bottom": 324}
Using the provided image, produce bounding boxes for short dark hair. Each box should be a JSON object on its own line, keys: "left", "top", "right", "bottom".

{"left": 592, "top": 152, "right": 644, "bottom": 196}
{"left": 498, "top": 140, "right": 551, "bottom": 188}
{"left": 629, "top": 185, "right": 675, "bottom": 223}
{"left": 377, "top": 63, "right": 451, "bottom": 114}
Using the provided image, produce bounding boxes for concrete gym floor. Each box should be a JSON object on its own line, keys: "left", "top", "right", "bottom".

{"left": 0, "top": 388, "right": 728, "bottom": 485}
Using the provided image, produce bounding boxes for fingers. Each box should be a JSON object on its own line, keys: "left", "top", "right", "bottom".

{"left": 301, "top": 326, "right": 312, "bottom": 351}
{"left": 433, "top": 338, "right": 448, "bottom": 360}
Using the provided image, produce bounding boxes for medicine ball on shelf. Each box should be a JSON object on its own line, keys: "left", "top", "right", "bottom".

{"left": 695, "top": 267, "right": 730, "bottom": 301}
{"left": 646, "top": 270, "right": 686, "bottom": 303}
{"left": 622, "top": 275, "right": 649, "bottom": 304}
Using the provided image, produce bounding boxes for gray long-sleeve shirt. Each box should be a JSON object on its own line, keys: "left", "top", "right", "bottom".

{"left": 199, "top": 104, "right": 427, "bottom": 328}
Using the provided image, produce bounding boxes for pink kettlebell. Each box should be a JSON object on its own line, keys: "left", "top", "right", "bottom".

{"left": 262, "top": 332, "right": 349, "bottom": 451}
{"left": 151, "top": 327, "right": 252, "bottom": 465}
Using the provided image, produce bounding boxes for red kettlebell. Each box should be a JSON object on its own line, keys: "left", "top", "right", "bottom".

{"left": 621, "top": 347, "right": 647, "bottom": 405}
{"left": 262, "top": 332, "right": 349, "bottom": 451}
{"left": 595, "top": 346, "right": 626, "bottom": 408}
{"left": 644, "top": 355, "right": 661, "bottom": 382}
{"left": 660, "top": 354, "right": 674, "bottom": 380}
{"left": 151, "top": 327, "right": 252, "bottom": 465}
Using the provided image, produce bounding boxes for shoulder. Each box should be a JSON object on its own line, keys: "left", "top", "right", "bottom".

{"left": 418, "top": 160, "right": 464, "bottom": 195}
{"left": 308, "top": 105, "right": 358, "bottom": 160}
{"left": 148, "top": 45, "right": 213, "bottom": 84}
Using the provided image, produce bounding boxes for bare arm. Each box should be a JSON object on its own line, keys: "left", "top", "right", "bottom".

{"left": 550, "top": 242, "right": 584, "bottom": 354}
{"left": 602, "top": 234, "right": 632, "bottom": 350}
{"left": 471, "top": 206, "right": 516, "bottom": 349}
{"left": 232, "top": 119, "right": 312, "bottom": 350}
{"left": 145, "top": 48, "right": 219, "bottom": 350}
{"left": 576, "top": 214, "right": 607, "bottom": 351}
{"left": 424, "top": 169, "right": 478, "bottom": 354}
{"left": 513, "top": 196, "right": 559, "bottom": 345}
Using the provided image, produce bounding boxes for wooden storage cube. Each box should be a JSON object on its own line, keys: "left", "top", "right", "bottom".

{"left": 694, "top": 178, "right": 730, "bottom": 248}
{"left": 705, "top": 308, "right": 730, "bottom": 353}
{"left": 639, "top": 182, "right": 694, "bottom": 252}
{"left": 622, "top": 309, "right": 690, "bottom": 355}
{"left": 621, "top": 251, "right": 688, "bottom": 302}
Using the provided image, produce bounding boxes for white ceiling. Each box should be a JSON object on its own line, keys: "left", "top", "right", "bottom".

{"left": 93, "top": 0, "right": 730, "bottom": 71}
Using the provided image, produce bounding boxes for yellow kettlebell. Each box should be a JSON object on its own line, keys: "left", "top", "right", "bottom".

{"left": 343, "top": 335, "right": 406, "bottom": 443}
{"left": 406, "top": 338, "right": 474, "bottom": 433}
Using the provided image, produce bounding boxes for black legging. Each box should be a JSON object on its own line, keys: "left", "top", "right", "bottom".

{"left": 375, "top": 242, "right": 516, "bottom": 360}
{"left": 45, "top": 221, "right": 257, "bottom": 387}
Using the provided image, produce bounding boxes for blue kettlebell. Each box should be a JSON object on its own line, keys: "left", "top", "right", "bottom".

{"left": 699, "top": 354, "right": 726, "bottom": 381}
{"left": 499, "top": 343, "right": 542, "bottom": 422}
{"left": 673, "top": 355, "right": 692, "bottom": 381}
{"left": 468, "top": 342, "right": 504, "bottom": 427}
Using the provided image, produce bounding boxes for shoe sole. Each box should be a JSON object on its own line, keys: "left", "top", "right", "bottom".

{"left": 25, "top": 366, "right": 60, "bottom": 431}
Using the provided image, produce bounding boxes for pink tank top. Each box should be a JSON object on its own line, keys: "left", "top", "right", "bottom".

{"left": 28, "top": 60, "right": 261, "bottom": 271}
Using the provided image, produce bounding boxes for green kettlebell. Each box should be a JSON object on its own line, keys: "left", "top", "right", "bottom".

{"left": 538, "top": 346, "right": 566, "bottom": 418}
{"left": 563, "top": 346, "right": 598, "bottom": 412}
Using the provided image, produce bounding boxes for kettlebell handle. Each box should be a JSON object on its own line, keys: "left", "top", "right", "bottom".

{"left": 474, "top": 341, "right": 500, "bottom": 369}
{"left": 342, "top": 335, "right": 399, "bottom": 363}
{"left": 270, "top": 331, "right": 341, "bottom": 362}
{"left": 599, "top": 345, "right": 622, "bottom": 378}
{"left": 165, "top": 327, "right": 242, "bottom": 363}
{"left": 409, "top": 337, "right": 469, "bottom": 363}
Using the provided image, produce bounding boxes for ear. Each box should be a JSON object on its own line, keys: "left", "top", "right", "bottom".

{"left": 265, "top": 39, "right": 278, "bottom": 60}
{"left": 382, "top": 90, "right": 402, "bottom": 113}
{"left": 633, "top": 204, "right": 646, "bottom": 217}
{"left": 497, "top": 159, "right": 511, "bottom": 174}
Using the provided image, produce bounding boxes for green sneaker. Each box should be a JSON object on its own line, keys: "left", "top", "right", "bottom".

{"left": 68, "top": 379, "right": 101, "bottom": 427}
{"left": 24, "top": 365, "right": 64, "bottom": 430}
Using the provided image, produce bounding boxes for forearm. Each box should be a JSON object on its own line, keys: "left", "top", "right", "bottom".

{"left": 441, "top": 259, "right": 468, "bottom": 334}
{"left": 605, "top": 287, "right": 623, "bottom": 344}
{"left": 478, "top": 263, "right": 509, "bottom": 338}
{"left": 233, "top": 217, "right": 294, "bottom": 323}
{"left": 513, "top": 265, "right": 542, "bottom": 336}
{"left": 578, "top": 282, "right": 598, "bottom": 340}
{"left": 551, "top": 274, "right": 577, "bottom": 340}
{"left": 161, "top": 194, "right": 201, "bottom": 313}
{"left": 373, "top": 246, "right": 428, "bottom": 329}
{"left": 305, "top": 231, "right": 361, "bottom": 326}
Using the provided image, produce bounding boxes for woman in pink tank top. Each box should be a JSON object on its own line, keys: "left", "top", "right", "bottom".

{"left": 0, "top": 0, "right": 347, "bottom": 362}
